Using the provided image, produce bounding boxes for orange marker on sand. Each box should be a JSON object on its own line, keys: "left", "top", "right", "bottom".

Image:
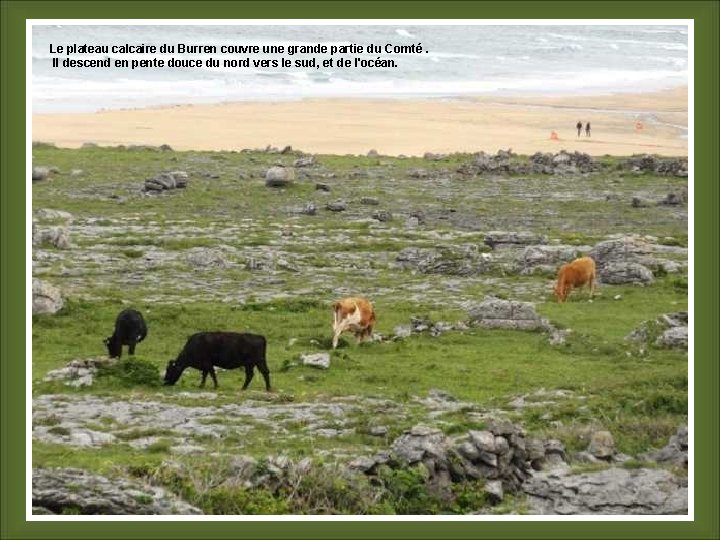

{"left": 550, "top": 131, "right": 559, "bottom": 141}
{"left": 635, "top": 121, "right": 644, "bottom": 131}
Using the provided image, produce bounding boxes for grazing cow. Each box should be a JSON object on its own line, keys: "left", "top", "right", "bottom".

{"left": 554, "top": 256, "right": 597, "bottom": 303}
{"left": 331, "top": 297, "right": 376, "bottom": 349}
{"left": 163, "top": 332, "right": 271, "bottom": 391}
{"left": 104, "top": 308, "right": 147, "bottom": 358}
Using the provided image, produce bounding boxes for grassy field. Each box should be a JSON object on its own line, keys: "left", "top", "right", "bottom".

{"left": 31, "top": 145, "right": 688, "bottom": 514}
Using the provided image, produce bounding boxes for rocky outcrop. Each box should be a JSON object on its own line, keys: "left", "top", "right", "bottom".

{"left": 458, "top": 150, "right": 597, "bottom": 176}
{"left": 523, "top": 466, "right": 688, "bottom": 515}
{"left": 516, "top": 245, "right": 583, "bottom": 274}
{"left": 467, "top": 296, "right": 550, "bottom": 331}
{"left": 598, "top": 261, "right": 654, "bottom": 285}
{"left": 484, "top": 231, "right": 548, "bottom": 248}
{"left": 144, "top": 171, "right": 188, "bottom": 192}
{"left": 626, "top": 311, "right": 688, "bottom": 350}
{"left": 656, "top": 326, "right": 688, "bottom": 349}
{"left": 639, "top": 425, "right": 688, "bottom": 468}
{"left": 186, "top": 248, "right": 229, "bottom": 269}
{"left": 32, "top": 279, "right": 64, "bottom": 315}
{"left": 36, "top": 226, "right": 71, "bottom": 249}
{"left": 34, "top": 209, "right": 73, "bottom": 222}
{"left": 622, "top": 155, "right": 688, "bottom": 177}
{"left": 42, "top": 357, "right": 111, "bottom": 387}
{"left": 355, "top": 420, "right": 557, "bottom": 497}
{"left": 589, "top": 237, "right": 657, "bottom": 284}
{"left": 396, "top": 245, "right": 487, "bottom": 276}
{"left": 32, "top": 468, "right": 202, "bottom": 515}
{"left": 293, "top": 156, "right": 315, "bottom": 168}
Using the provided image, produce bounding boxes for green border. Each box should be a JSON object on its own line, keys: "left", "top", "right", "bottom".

{"left": 2, "top": 1, "right": 718, "bottom": 539}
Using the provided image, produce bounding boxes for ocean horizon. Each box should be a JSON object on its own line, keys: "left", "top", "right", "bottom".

{"left": 32, "top": 24, "right": 689, "bottom": 113}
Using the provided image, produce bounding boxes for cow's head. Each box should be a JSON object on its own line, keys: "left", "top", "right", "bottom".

{"left": 104, "top": 335, "right": 121, "bottom": 358}
{"left": 163, "top": 360, "right": 182, "bottom": 385}
{"left": 553, "top": 283, "right": 569, "bottom": 303}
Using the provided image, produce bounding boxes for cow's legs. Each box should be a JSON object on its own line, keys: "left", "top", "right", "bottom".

{"left": 241, "top": 365, "right": 255, "bottom": 390}
{"left": 200, "top": 370, "right": 208, "bottom": 388}
{"left": 128, "top": 340, "right": 137, "bottom": 355}
{"left": 589, "top": 272, "right": 597, "bottom": 298}
{"left": 209, "top": 367, "right": 218, "bottom": 389}
{"left": 258, "top": 361, "right": 272, "bottom": 391}
{"left": 332, "top": 322, "right": 348, "bottom": 349}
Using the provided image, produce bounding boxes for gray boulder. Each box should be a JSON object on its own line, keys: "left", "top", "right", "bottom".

{"left": 144, "top": 171, "right": 188, "bottom": 191}
{"left": 467, "top": 296, "right": 549, "bottom": 331}
{"left": 32, "top": 166, "right": 51, "bottom": 182}
{"left": 589, "top": 237, "right": 652, "bottom": 267}
{"left": 626, "top": 311, "right": 688, "bottom": 349}
{"left": 265, "top": 166, "right": 295, "bottom": 187}
{"left": 37, "top": 226, "right": 71, "bottom": 249}
{"left": 32, "top": 279, "right": 64, "bottom": 315}
{"left": 326, "top": 200, "right": 348, "bottom": 212}
{"left": 588, "top": 431, "right": 616, "bottom": 460}
{"left": 655, "top": 326, "right": 688, "bottom": 349}
{"left": 186, "top": 248, "right": 228, "bottom": 269}
{"left": 301, "top": 353, "right": 331, "bottom": 370}
{"left": 598, "top": 262, "right": 654, "bottom": 285}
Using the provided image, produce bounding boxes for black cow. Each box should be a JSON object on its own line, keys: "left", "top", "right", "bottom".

{"left": 164, "top": 332, "right": 271, "bottom": 391}
{"left": 104, "top": 308, "right": 147, "bottom": 358}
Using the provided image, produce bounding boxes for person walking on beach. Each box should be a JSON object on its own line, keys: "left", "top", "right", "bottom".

{"left": 576, "top": 121, "right": 583, "bottom": 137}
{"left": 585, "top": 122, "right": 591, "bottom": 137}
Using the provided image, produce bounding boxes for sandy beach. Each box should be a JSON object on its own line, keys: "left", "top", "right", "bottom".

{"left": 32, "top": 87, "right": 687, "bottom": 157}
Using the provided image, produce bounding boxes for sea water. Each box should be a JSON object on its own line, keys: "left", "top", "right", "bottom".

{"left": 31, "top": 24, "right": 689, "bottom": 113}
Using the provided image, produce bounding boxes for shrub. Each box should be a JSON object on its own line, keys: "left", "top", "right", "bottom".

{"left": 97, "top": 357, "right": 161, "bottom": 387}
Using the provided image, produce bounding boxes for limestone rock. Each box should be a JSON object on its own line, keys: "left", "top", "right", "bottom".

{"left": 484, "top": 231, "right": 548, "bottom": 248}
{"left": 32, "top": 279, "right": 64, "bottom": 315}
{"left": 265, "top": 166, "right": 295, "bottom": 187}
{"left": 598, "top": 262, "right": 654, "bottom": 285}
{"left": 32, "top": 468, "right": 202, "bottom": 515}
{"left": 524, "top": 466, "right": 687, "bottom": 515}
{"left": 301, "top": 353, "right": 331, "bottom": 370}
{"left": 186, "top": 248, "right": 228, "bottom": 269}
{"left": 467, "top": 296, "right": 549, "bottom": 331}
{"left": 588, "top": 431, "right": 616, "bottom": 460}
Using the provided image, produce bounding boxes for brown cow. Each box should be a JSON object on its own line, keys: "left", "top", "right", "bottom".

{"left": 331, "top": 297, "right": 376, "bottom": 349}
{"left": 554, "top": 257, "right": 597, "bottom": 303}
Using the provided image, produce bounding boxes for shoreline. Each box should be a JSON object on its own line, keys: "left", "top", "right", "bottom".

{"left": 32, "top": 86, "right": 688, "bottom": 157}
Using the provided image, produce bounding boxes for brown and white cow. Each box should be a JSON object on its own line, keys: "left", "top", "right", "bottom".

{"left": 554, "top": 256, "right": 597, "bottom": 303}
{"left": 331, "top": 297, "right": 376, "bottom": 349}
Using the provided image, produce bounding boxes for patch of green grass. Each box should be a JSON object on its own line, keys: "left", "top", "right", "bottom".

{"left": 134, "top": 494, "right": 154, "bottom": 505}
{"left": 34, "top": 415, "right": 61, "bottom": 427}
{"left": 96, "top": 358, "right": 162, "bottom": 388}
{"left": 123, "top": 249, "right": 144, "bottom": 259}
{"left": 146, "top": 438, "right": 174, "bottom": 454}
